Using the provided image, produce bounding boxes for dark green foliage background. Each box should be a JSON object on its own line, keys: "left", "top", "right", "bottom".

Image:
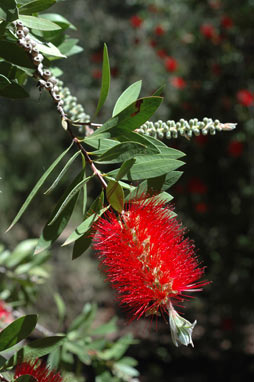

{"left": 1, "top": 0, "right": 254, "bottom": 381}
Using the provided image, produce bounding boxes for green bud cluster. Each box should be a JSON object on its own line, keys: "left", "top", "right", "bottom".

{"left": 57, "top": 81, "right": 90, "bottom": 124}
{"left": 137, "top": 118, "right": 237, "bottom": 139}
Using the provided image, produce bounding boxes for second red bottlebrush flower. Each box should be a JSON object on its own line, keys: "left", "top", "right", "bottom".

{"left": 15, "top": 359, "right": 63, "bottom": 382}
{"left": 93, "top": 196, "right": 208, "bottom": 346}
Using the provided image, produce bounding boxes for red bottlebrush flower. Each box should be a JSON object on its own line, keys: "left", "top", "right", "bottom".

{"left": 90, "top": 51, "right": 103, "bottom": 63}
{"left": 195, "top": 202, "right": 208, "bottom": 214}
{"left": 130, "top": 15, "right": 143, "bottom": 28}
{"left": 92, "top": 69, "right": 102, "bottom": 79}
{"left": 15, "top": 359, "right": 63, "bottom": 382}
{"left": 188, "top": 177, "right": 208, "bottom": 194}
{"left": 164, "top": 56, "right": 178, "bottom": 72}
{"left": 155, "top": 25, "right": 165, "bottom": 36}
{"left": 200, "top": 23, "right": 216, "bottom": 39}
{"left": 156, "top": 49, "right": 167, "bottom": 59}
{"left": 237, "top": 89, "right": 253, "bottom": 107}
{"left": 228, "top": 140, "right": 244, "bottom": 157}
{"left": 211, "top": 62, "right": 221, "bottom": 76}
{"left": 221, "top": 15, "right": 233, "bottom": 29}
{"left": 171, "top": 76, "right": 186, "bottom": 89}
{"left": 195, "top": 135, "right": 209, "bottom": 146}
{"left": 149, "top": 39, "right": 157, "bottom": 48}
{"left": 0, "top": 300, "right": 12, "bottom": 325}
{"left": 93, "top": 197, "right": 207, "bottom": 321}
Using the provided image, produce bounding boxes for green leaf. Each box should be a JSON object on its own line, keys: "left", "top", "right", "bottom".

{"left": 99, "top": 334, "right": 135, "bottom": 361}
{"left": 34, "top": 170, "right": 83, "bottom": 254}
{"left": 19, "top": 0, "right": 56, "bottom": 14}
{"left": 117, "top": 130, "right": 160, "bottom": 154}
{"left": 0, "top": 315, "right": 37, "bottom": 352}
{"left": 62, "top": 213, "right": 97, "bottom": 246}
{"left": 140, "top": 135, "right": 185, "bottom": 158}
{"left": 44, "top": 151, "right": 80, "bottom": 194}
{"left": 108, "top": 157, "right": 184, "bottom": 181}
{"left": 22, "top": 336, "right": 65, "bottom": 359}
{"left": 40, "top": 13, "right": 76, "bottom": 30}
{"left": 63, "top": 206, "right": 108, "bottom": 246}
{"left": 15, "top": 376, "right": 37, "bottom": 382}
{"left": 72, "top": 231, "right": 92, "bottom": 260}
{"left": 92, "top": 96, "right": 163, "bottom": 137}
{"left": 94, "top": 43, "right": 110, "bottom": 116}
{"left": 0, "top": 355, "right": 7, "bottom": 368}
{"left": 69, "top": 303, "right": 97, "bottom": 333}
{"left": 115, "top": 158, "right": 136, "bottom": 181}
{"left": 114, "top": 363, "right": 139, "bottom": 378}
{"left": 0, "top": 81, "right": 29, "bottom": 99}
{"left": 37, "top": 42, "right": 66, "bottom": 58}
{"left": 58, "top": 38, "right": 79, "bottom": 55}
{"left": 152, "top": 83, "right": 165, "bottom": 96}
{"left": 0, "top": 0, "right": 19, "bottom": 22}
{"left": 85, "top": 137, "right": 118, "bottom": 155}
{"left": 0, "top": 74, "right": 11, "bottom": 89}
{"left": 48, "top": 175, "right": 93, "bottom": 225}
{"left": 5, "top": 239, "right": 37, "bottom": 268}
{"left": 106, "top": 179, "right": 124, "bottom": 212}
{"left": 112, "top": 80, "right": 142, "bottom": 117}
{"left": 90, "top": 317, "right": 117, "bottom": 336}
{"left": 96, "top": 141, "right": 147, "bottom": 164}
{"left": 19, "top": 15, "right": 61, "bottom": 30}
{"left": 54, "top": 293, "right": 66, "bottom": 324}
{"left": 0, "top": 41, "right": 34, "bottom": 69}
{"left": 6, "top": 143, "right": 73, "bottom": 232}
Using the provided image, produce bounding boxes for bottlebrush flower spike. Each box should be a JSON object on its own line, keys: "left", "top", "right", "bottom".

{"left": 15, "top": 359, "right": 63, "bottom": 382}
{"left": 93, "top": 196, "right": 209, "bottom": 346}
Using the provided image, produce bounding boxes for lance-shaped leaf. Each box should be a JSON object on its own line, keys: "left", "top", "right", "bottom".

{"left": 106, "top": 179, "right": 124, "bottom": 212}
{"left": 0, "top": 315, "right": 37, "bottom": 352}
{"left": 6, "top": 143, "right": 73, "bottom": 232}
{"left": 72, "top": 231, "right": 92, "bottom": 260}
{"left": 108, "top": 156, "right": 184, "bottom": 181}
{"left": 0, "top": 81, "right": 29, "bottom": 99}
{"left": 92, "top": 96, "right": 163, "bottom": 137}
{"left": 142, "top": 134, "right": 185, "bottom": 158}
{"left": 19, "top": 0, "right": 56, "bottom": 15}
{"left": 5, "top": 336, "right": 65, "bottom": 368}
{"left": 48, "top": 175, "right": 94, "bottom": 225}
{"left": 44, "top": 150, "right": 81, "bottom": 194}
{"left": 94, "top": 43, "right": 110, "bottom": 116}
{"left": 0, "top": 0, "right": 19, "bottom": 22}
{"left": 63, "top": 206, "right": 108, "bottom": 246}
{"left": 115, "top": 158, "right": 136, "bottom": 181}
{"left": 0, "top": 41, "right": 35, "bottom": 69}
{"left": 19, "top": 15, "right": 61, "bottom": 30}
{"left": 34, "top": 170, "right": 84, "bottom": 254}
{"left": 0, "top": 74, "right": 11, "bottom": 89}
{"left": 112, "top": 80, "right": 142, "bottom": 117}
{"left": 95, "top": 141, "right": 147, "bottom": 164}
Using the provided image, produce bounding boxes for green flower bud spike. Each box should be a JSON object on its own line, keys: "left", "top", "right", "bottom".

{"left": 168, "top": 300, "right": 197, "bottom": 347}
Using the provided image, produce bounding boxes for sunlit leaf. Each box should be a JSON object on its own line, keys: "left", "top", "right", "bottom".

{"left": 94, "top": 43, "right": 110, "bottom": 116}
{"left": 112, "top": 80, "right": 142, "bottom": 117}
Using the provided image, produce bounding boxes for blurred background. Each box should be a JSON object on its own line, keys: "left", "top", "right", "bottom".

{"left": 1, "top": 0, "right": 254, "bottom": 381}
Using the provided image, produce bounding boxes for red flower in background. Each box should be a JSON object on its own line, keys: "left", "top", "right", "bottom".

{"left": 188, "top": 177, "right": 208, "bottom": 194}
{"left": 195, "top": 135, "right": 209, "bottom": 146}
{"left": 228, "top": 140, "right": 244, "bottom": 157}
{"left": 92, "top": 69, "right": 102, "bottom": 79}
{"left": 156, "top": 49, "right": 167, "bottom": 59}
{"left": 195, "top": 202, "right": 208, "bottom": 214}
{"left": 165, "top": 56, "right": 178, "bottom": 72}
{"left": 171, "top": 76, "right": 186, "bottom": 89}
{"left": 130, "top": 15, "right": 143, "bottom": 28}
{"left": 0, "top": 300, "right": 12, "bottom": 324}
{"left": 155, "top": 25, "right": 165, "bottom": 36}
{"left": 93, "top": 196, "right": 207, "bottom": 320}
{"left": 200, "top": 23, "right": 216, "bottom": 39}
{"left": 221, "top": 15, "right": 233, "bottom": 29}
{"left": 237, "top": 89, "right": 253, "bottom": 107}
{"left": 15, "top": 360, "right": 63, "bottom": 382}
